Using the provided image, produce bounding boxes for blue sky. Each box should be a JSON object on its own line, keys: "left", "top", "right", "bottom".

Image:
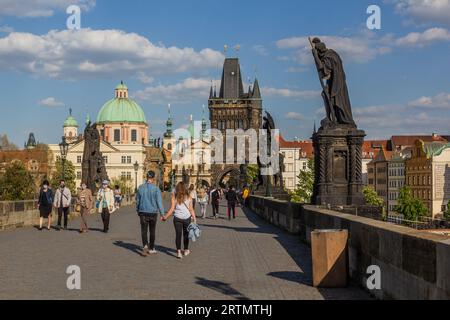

{"left": 0, "top": 0, "right": 449, "bottom": 146}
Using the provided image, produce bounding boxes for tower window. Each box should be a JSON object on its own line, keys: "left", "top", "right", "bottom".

{"left": 131, "top": 129, "right": 137, "bottom": 142}
{"left": 114, "top": 129, "right": 120, "bottom": 142}
{"left": 168, "top": 143, "right": 172, "bottom": 151}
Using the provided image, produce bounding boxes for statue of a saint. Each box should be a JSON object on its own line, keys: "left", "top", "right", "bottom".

{"left": 310, "top": 37, "right": 355, "bottom": 126}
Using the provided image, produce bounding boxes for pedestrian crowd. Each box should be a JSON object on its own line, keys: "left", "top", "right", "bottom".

{"left": 36, "top": 171, "right": 252, "bottom": 260}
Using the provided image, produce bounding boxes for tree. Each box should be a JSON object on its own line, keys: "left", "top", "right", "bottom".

{"left": 444, "top": 206, "right": 450, "bottom": 221}
{"left": 0, "top": 134, "right": 18, "bottom": 151}
{"left": 0, "top": 161, "right": 35, "bottom": 200}
{"left": 50, "top": 159, "right": 76, "bottom": 194}
{"left": 289, "top": 158, "right": 314, "bottom": 203}
{"left": 394, "top": 186, "right": 428, "bottom": 221}
{"left": 363, "top": 186, "right": 384, "bottom": 207}
{"left": 111, "top": 176, "right": 133, "bottom": 196}
{"left": 246, "top": 164, "right": 259, "bottom": 186}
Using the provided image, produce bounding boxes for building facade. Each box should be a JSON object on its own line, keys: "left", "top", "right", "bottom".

{"left": 279, "top": 136, "right": 314, "bottom": 191}
{"left": 208, "top": 57, "right": 262, "bottom": 187}
{"left": 406, "top": 140, "right": 450, "bottom": 218}
{"left": 49, "top": 82, "right": 158, "bottom": 191}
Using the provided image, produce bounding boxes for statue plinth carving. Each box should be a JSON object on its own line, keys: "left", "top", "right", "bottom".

{"left": 309, "top": 38, "right": 365, "bottom": 206}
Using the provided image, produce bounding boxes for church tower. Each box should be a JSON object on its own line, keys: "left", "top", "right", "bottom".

{"left": 163, "top": 104, "right": 175, "bottom": 152}
{"left": 208, "top": 57, "right": 263, "bottom": 187}
{"left": 63, "top": 108, "right": 78, "bottom": 144}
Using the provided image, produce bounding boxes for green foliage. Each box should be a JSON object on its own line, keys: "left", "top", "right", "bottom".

{"left": 111, "top": 176, "right": 133, "bottom": 195}
{"left": 394, "top": 186, "right": 428, "bottom": 221}
{"left": 444, "top": 206, "right": 450, "bottom": 221}
{"left": 246, "top": 164, "right": 259, "bottom": 186}
{"left": 363, "top": 186, "right": 384, "bottom": 207}
{"left": 289, "top": 158, "right": 314, "bottom": 204}
{"left": 50, "top": 159, "right": 76, "bottom": 194}
{"left": 0, "top": 161, "right": 35, "bottom": 200}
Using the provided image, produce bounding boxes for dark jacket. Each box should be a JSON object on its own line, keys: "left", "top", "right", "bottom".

{"left": 226, "top": 189, "right": 238, "bottom": 205}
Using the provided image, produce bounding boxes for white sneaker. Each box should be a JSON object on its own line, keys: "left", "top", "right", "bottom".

{"left": 148, "top": 249, "right": 157, "bottom": 255}
{"left": 177, "top": 251, "right": 183, "bottom": 259}
{"left": 184, "top": 250, "right": 191, "bottom": 257}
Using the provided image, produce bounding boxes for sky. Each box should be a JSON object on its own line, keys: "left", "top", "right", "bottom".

{"left": 0, "top": 0, "right": 449, "bottom": 146}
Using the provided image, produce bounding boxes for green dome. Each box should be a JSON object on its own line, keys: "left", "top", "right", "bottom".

{"left": 97, "top": 82, "right": 146, "bottom": 124}
{"left": 64, "top": 115, "right": 78, "bottom": 128}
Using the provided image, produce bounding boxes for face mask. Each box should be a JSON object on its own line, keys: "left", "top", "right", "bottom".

{"left": 60, "top": 184, "right": 65, "bottom": 189}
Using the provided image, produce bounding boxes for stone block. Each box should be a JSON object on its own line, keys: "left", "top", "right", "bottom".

{"left": 378, "top": 228, "right": 403, "bottom": 268}
{"left": 402, "top": 235, "right": 436, "bottom": 284}
{"left": 436, "top": 240, "right": 450, "bottom": 296}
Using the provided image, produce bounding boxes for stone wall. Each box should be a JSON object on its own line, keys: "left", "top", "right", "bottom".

{"left": 0, "top": 195, "right": 135, "bottom": 231}
{"left": 248, "top": 195, "right": 450, "bottom": 300}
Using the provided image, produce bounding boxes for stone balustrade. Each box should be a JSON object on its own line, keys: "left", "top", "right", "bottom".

{"left": 248, "top": 195, "right": 450, "bottom": 300}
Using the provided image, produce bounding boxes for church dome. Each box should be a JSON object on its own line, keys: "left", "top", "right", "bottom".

{"left": 97, "top": 81, "right": 147, "bottom": 124}
{"left": 64, "top": 110, "right": 78, "bottom": 128}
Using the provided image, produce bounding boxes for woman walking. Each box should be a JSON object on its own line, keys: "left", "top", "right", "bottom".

{"left": 37, "top": 180, "right": 53, "bottom": 231}
{"left": 197, "top": 187, "right": 209, "bottom": 219}
{"left": 114, "top": 185, "right": 122, "bottom": 209}
{"left": 163, "top": 182, "right": 197, "bottom": 259}
{"left": 78, "top": 183, "right": 93, "bottom": 233}
{"left": 96, "top": 180, "right": 115, "bottom": 233}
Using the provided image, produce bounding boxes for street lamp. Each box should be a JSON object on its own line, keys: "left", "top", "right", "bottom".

{"left": 59, "top": 136, "right": 69, "bottom": 180}
{"left": 133, "top": 161, "right": 139, "bottom": 193}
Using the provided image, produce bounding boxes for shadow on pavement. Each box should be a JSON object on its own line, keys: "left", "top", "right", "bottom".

{"left": 195, "top": 277, "right": 250, "bottom": 300}
{"left": 113, "top": 240, "right": 178, "bottom": 258}
{"left": 239, "top": 206, "right": 371, "bottom": 300}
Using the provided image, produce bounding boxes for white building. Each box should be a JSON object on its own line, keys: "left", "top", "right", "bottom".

{"left": 49, "top": 82, "right": 150, "bottom": 189}
{"left": 279, "top": 136, "right": 314, "bottom": 191}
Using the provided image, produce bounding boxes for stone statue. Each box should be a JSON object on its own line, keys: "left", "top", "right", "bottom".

{"left": 82, "top": 123, "right": 109, "bottom": 194}
{"left": 310, "top": 37, "right": 355, "bottom": 127}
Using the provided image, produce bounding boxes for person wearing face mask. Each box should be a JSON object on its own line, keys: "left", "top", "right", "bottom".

{"left": 53, "top": 180, "right": 72, "bottom": 231}
{"left": 96, "top": 180, "right": 115, "bottom": 233}
{"left": 37, "top": 180, "right": 53, "bottom": 231}
{"left": 78, "top": 183, "right": 93, "bottom": 234}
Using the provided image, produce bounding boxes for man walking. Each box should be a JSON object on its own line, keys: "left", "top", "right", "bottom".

{"left": 136, "top": 171, "right": 165, "bottom": 256}
{"left": 53, "top": 180, "right": 72, "bottom": 231}
{"left": 210, "top": 187, "right": 221, "bottom": 219}
{"left": 225, "top": 186, "right": 238, "bottom": 221}
{"left": 78, "top": 182, "right": 93, "bottom": 233}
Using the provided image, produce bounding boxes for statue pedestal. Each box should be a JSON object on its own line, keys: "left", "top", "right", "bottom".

{"left": 312, "top": 122, "right": 365, "bottom": 206}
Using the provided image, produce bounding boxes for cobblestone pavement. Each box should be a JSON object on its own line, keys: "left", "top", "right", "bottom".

{"left": 0, "top": 201, "right": 371, "bottom": 300}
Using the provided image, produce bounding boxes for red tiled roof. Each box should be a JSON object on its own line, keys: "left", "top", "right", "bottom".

{"left": 279, "top": 136, "right": 314, "bottom": 158}
{"left": 391, "top": 135, "right": 447, "bottom": 148}
{"left": 362, "top": 140, "right": 389, "bottom": 159}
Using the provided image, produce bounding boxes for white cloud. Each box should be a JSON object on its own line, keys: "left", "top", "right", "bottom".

{"left": 38, "top": 97, "right": 64, "bottom": 107}
{"left": 408, "top": 92, "right": 450, "bottom": 108}
{"left": 0, "top": 26, "right": 14, "bottom": 34}
{"left": 0, "top": 28, "right": 224, "bottom": 79}
{"left": 133, "top": 78, "right": 214, "bottom": 104}
{"left": 276, "top": 34, "right": 391, "bottom": 65}
{"left": 285, "top": 112, "right": 303, "bottom": 120}
{"left": 136, "top": 72, "right": 154, "bottom": 84}
{"left": 395, "top": 27, "right": 450, "bottom": 47}
{"left": 262, "top": 87, "right": 320, "bottom": 99}
{"left": 390, "top": 0, "right": 450, "bottom": 25}
{"left": 0, "top": 0, "right": 96, "bottom": 18}
{"left": 253, "top": 45, "right": 269, "bottom": 56}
